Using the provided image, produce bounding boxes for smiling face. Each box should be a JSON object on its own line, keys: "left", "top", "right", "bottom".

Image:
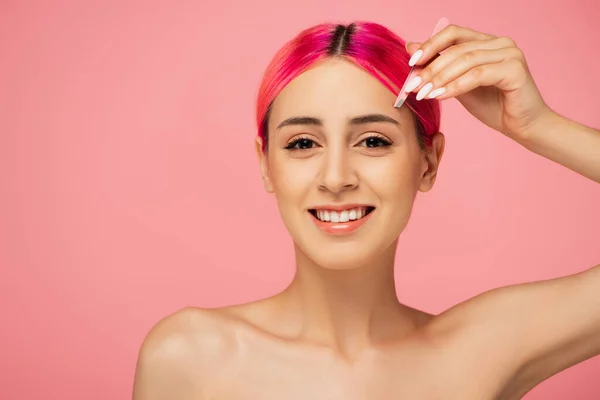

{"left": 256, "top": 58, "right": 444, "bottom": 270}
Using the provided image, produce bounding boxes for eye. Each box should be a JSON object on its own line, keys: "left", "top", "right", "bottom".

{"left": 284, "top": 137, "right": 318, "bottom": 150}
{"left": 359, "top": 135, "right": 393, "bottom": 148}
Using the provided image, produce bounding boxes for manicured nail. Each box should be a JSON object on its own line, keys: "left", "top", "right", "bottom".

{"left": 427, "top": 87, "right": 446, "bottom": 99}
{"left": 408, "top": 49, "right": 423, "bottom": 67}
{"left": 404, "top": 76, "right": 422, "bottom": 92}
{"left": 416, "top": 82, "right": 433, "bottom": 100}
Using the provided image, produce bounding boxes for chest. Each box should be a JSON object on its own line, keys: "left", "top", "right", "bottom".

{"left": 207, "top": 345, "right": 510, "bottom": 400}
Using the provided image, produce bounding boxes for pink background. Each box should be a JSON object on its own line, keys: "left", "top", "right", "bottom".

{"left": 2, "top": 0, "right": 600, "bottom": 399}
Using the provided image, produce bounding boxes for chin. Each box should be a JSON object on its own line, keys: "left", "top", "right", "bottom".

{"left": 300, "top": 243, "right": 387, "bottom": 271}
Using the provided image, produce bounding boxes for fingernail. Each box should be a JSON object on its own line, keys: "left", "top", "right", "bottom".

{"left": 404, "top": 76, "right": 422, "bottom": 92}
{"left": 408, "top": 49, "right": 423, "bottom": 67}
{"left": 416, "top": 82, "right": 433, "bottom": 100}
{"left": 427, "top": 87, "right": 446, "bottom": 99}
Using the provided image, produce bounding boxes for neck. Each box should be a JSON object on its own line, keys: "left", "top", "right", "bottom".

{"left": 276, "top": 240, "right": 419, "bottom": 358}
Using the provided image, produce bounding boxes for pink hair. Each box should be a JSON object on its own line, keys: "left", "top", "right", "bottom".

{"left": 256, "top": 21, "right": 441, "bottom": 151}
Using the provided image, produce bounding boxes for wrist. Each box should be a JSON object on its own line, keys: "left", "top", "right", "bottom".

{"left": 516, "top": 108, "right": 564, "bottom": 151}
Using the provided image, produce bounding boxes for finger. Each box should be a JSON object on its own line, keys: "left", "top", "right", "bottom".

{"left": 405, "top": 41, "right": 422, "bottom": 53}
{"left": 424, "top": 48, "right": 523, "bottom": 99}
{"left": 409, "top": 24, "right": 495, "bottom": 66}
{"left": 432, "top": 58, "right": 528, "bottom": 100}
{"left": 409, "top": 37, "right": 519, "bottom": 92}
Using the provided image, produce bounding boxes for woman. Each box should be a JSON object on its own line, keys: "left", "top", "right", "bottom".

{"left": 133, "top": 21, "right": 600, "bottom": 399}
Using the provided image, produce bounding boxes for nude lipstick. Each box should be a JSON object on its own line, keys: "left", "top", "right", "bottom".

{"left": 308, "top": 204, "right": 375, "bottom": 235}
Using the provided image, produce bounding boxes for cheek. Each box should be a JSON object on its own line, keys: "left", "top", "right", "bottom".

{"left": 269, "top": 155, "right": 318, "bottom": 203}
{"left": 358, "top": 152, "right": 422, "bottom": 199}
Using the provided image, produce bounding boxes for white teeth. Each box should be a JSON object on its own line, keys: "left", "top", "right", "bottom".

{"left": 313, "top": 207, "right": 371, "bottom": 223}
{"left": 340, "top": 211, "right": 349, "bottom": 222}
{"left": 349, "top": 209, "right": 356, "bottom": 220}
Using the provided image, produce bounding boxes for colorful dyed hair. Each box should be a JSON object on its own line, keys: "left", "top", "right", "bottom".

{"left": 256, "top": 21, "right": 441, "bottom": 152}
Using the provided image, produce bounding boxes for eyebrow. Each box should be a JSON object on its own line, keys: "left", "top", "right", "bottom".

{"left": 275, "top": 113, "right": 401, "bottom": 130}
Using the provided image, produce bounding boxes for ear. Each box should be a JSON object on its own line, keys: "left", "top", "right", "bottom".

{"left": 419, "top": 132, "right": 445, "bottom": 192}
{"left": 255, "top": 136, "right": 274, "bottom": 193}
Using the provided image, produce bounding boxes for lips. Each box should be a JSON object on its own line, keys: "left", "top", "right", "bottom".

{"left": 308, "top": 205, "right": 375, "bottom": 235}
{"left": 308, "top": 206, "right": 375, "bottom": 223}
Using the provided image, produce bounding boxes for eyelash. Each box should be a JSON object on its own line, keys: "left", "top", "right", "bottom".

{"left": 284, "top": 134, "right": 393, "bottom": 151}
{"left": 284, "top": 136, "right": 315, "bottom": 150}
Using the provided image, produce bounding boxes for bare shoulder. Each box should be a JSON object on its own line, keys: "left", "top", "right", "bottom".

{"left": 138, "top": 306, "right": 237, "bottom": 361}
{"left": 424, "top": 264, "right": 600, "bottom": 399}
{"left": 132, "top": 307, "right": 238, "bottom": 400}
{"left": 427, "top": 264, "right": 600, "bottom": 341}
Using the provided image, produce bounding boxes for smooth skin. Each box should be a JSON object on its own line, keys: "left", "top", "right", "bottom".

{"left": 132, "top": 24, "right": 600, "bottom": 400}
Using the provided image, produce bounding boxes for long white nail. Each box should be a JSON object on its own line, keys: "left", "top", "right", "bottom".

{"left": 408, "top": 49, "right": 423, "bottom": 67}
{"left": 428, "top": 87, "right": 446, "bottom": 99}
{"left": 404, "top": 76, "right": 422, "bottom": 92}
{"left": 416, "top": 82, "right": 433, "bottom": 100}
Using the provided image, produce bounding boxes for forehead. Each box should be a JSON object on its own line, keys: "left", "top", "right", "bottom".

{"left": 270, "top": 58, "right": 412, "bottom": 125}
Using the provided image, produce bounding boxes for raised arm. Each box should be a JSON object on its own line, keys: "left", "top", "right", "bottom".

{"left": 499, "top": 264, "right": 600, "bottom": 397}
{"left": 404, "top": 23, "right": 600, "bottom": 184}
{"left": 518, "top": 111, "right": 600, "bottom": 183}
{"left": 432, "top": 264, "right": 600, "bottom": 398}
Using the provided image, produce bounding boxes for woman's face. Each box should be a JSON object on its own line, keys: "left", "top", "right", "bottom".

{"left": 256, "top": 58, "right": 444, "bottom": 270}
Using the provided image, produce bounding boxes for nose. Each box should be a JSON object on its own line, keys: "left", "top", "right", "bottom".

{"left": 317, "top": 146, "right": 359, "bottom": 194}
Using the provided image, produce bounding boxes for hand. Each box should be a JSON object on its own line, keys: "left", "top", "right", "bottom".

{"left": 405, "top": 24, "right": 554, "bottom": 142}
